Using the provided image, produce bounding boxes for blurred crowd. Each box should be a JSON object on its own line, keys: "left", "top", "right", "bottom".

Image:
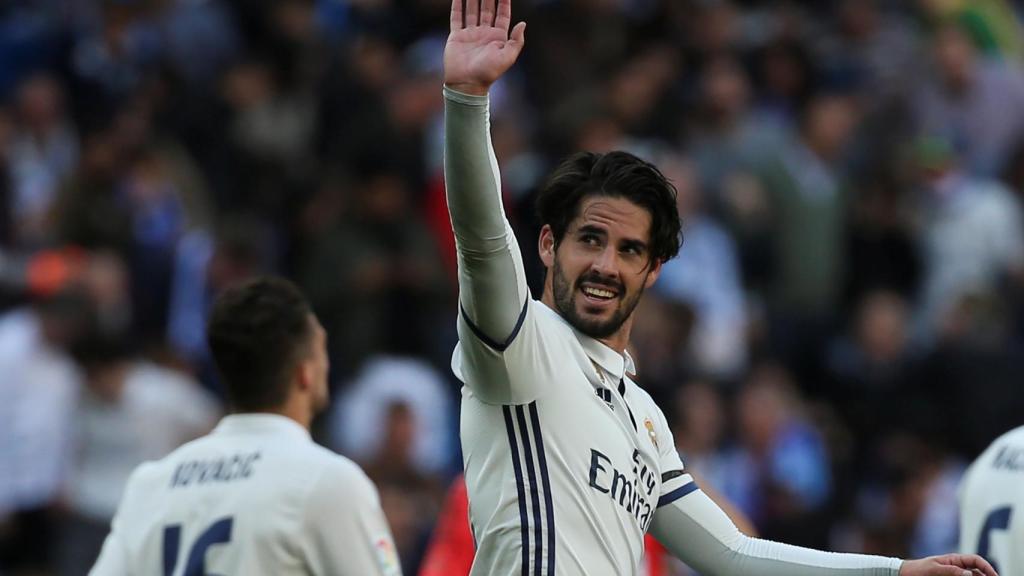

{"left": 0, "top": 0, "right": 1023, "bottom": 574}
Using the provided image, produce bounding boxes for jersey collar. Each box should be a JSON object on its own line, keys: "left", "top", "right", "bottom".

{"left": 577, "top": 334, "right": 637, "bottom": 383}
{"left": 213, "top": 413, "right": 312, "bottom": 442}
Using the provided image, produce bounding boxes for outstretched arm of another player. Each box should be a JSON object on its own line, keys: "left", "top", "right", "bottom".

{"left": 444, "top": 0, "right": 530, "bottom": 348}
{"left": 650, "top": 487, "right": 997, "bottom": 576}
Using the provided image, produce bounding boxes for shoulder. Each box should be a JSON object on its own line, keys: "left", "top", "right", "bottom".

{"left": 984, "top": 425, "right": 1024, "bottom": 456}
{"left": 629, "top": 382, "right": 675, "bottom": 435}
{"left": 117, "top": 459, "right": 170, "bottom": 508}
{"left": 128, "top": 434, "right": 213, "bottom": 480}
{"left": 303, "top": 451, "right": 381, "bottom": 516}
{"left": 454, "top": 298, "right": 576, "bottom": 369}
{"left": 529, "top": 298, "right": 574, "bottom": 333}
{"left": 309, "top": 447, "right": 377, "bottom": 494}
{"left": 628, "top": 382, "right": 664, "bottom": 421}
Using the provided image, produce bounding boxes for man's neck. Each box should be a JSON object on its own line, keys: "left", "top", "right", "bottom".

{"left": 598, "top": 323, "right": 632, "bottom": 354}
{"left": 252, "top": 400, "right": 312, "bottom": 432}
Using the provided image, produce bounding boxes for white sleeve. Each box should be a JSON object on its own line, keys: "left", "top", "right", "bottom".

{"left": 446, "top": 87, "right": 557, "bottom": 405}
{"left": 649, "top": 487, "right": 903, "bottom": 576}
{"left": 88, "top": 468, "right": 138, "bottom": 576}
{"left": 88, "top": 516, "right": 128, "bottom": 576}
{"left": 445, "top": 87, "right": 531, "bottom": 350}
{"left": 301, "top": 463, "right": 402, "bottom": 576}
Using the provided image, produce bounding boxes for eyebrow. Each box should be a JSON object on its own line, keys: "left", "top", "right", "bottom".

{"left": 576, "top": 225, "right": 648, "bottom": 252}
{"left": 576, "top": 224, "right": 607, "bottom": 237}
{"left": 620, "top": 239, "right": 648, "bottom": 253}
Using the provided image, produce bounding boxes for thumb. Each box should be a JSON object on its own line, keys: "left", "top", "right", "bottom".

{"left": 508, "top": 21, "right": 526, "bottom": 47}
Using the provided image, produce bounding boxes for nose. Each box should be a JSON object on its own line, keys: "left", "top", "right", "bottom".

{"left": 591, "top": 245, "right": 619, "bottom": 278}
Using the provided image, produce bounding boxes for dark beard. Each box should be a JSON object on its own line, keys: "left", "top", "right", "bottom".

{"left": 551, "top": 258, "right": 646, "bottom": 340}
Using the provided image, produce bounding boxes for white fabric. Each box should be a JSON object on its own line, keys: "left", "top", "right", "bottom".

{"left": 455, "top": 300, "right": 692, "bottom": 576}
{"left": 89, "top": 414, "right": 401, "bottom": 576}
{"left": 651, "top": 489, "right": 902, "bottom": 576}
{"left": 959, "top": 425, "right": 1024, "bottom": 576}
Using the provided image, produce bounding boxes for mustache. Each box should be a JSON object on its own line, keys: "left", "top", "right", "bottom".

{"left": 576, "top": 272, "right": 623, "bottom": 293}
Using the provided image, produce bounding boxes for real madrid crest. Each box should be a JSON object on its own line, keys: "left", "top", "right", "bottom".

{"left": 644, "top": 418, "right": 658, "bottom": 449}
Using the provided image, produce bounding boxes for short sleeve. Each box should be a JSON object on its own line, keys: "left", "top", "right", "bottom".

{"left": 302, "top": 461, "right": 402, "bottom": 576}
{"left": 88, "top": 514, "right": 128, "bottom": 576}
{"left": 88, "top": 463, "right": 155, "bottom": 575}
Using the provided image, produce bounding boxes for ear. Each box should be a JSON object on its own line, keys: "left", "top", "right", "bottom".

{"left": 538, "top": 225, "right": 556, "bottom": 268}
{"left": 295, "top": 358, "right": 314, "bottom": 393}
{"left": 643, "top": 258, "right": 663, "bottom": 289}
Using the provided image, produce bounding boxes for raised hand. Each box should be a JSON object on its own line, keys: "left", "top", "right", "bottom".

{"left": 899, "top": 554, "right": 998, "bottom": 576}
{"left": 444, "top": 0, "right": 526, "bottom": 96}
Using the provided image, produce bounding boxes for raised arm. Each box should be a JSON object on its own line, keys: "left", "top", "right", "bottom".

{"left": 444, "top": 0, "right": 529, "bottom": 346}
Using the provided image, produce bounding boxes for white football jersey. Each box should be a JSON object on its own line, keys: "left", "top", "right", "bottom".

{"left": 959, "top": 425, "right": 1024, "bottom": 576}
{"left": 89, "top": 414, "right": 401, "bottom": 576}
{"left": 454, "top": 299, "right": 695, "bottom": 576}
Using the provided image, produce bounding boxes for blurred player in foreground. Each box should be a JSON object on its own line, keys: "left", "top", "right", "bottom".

{"left": 960, "top": 425, "right": 1024, "bottom": 576}
{"left": 443, "top": 0, "right": 997, "bottom": 574}
{"left": 89, "top": 277, "right": 401, "bottom": 575}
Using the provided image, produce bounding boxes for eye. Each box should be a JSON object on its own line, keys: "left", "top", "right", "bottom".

{"left": 580, "top": 234, "right": 600, "bottom": 246}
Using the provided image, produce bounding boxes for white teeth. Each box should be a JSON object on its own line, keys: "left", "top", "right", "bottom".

{"left": 583, "top": 287, "right": 615, "bottom": 299}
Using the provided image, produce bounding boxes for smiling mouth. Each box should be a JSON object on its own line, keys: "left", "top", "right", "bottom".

{"left": 580, "top": 285, "right": 619, "bottom": 303}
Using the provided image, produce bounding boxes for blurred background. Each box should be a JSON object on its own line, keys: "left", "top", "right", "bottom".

{"left": 0, "top": 0, "right": 1023, "bottom": 574}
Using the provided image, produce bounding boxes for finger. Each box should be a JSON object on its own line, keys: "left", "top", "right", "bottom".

{"left": 508, "top": 21, "right": 525, "bottom": 48}
{"left": 495, "top": 0, "right": 511, "bottom": 32}
{"left": 450, "top": 0, "right": 463, "bottom": 31}
{"left": 466, "top": 0, "right": 479, "bottom": 26}
{"left": 962, "top": 556, "right": 997, "bottom": 576}
{"left": 480, "top": 0, "right": 495, "bottom": 27}
{"left": 932, "top": 567, "right": 975, "bottom": 576}
{"left": 978, "top": 559, "right": 996, "bottom": 576}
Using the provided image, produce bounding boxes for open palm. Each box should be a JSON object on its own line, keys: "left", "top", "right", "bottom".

{"left": 444, "top": 0, "right": 526, "bottom": 95}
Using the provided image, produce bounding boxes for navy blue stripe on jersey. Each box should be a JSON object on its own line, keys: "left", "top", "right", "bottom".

{"left": 503, "top": 406, "right": 531, "bottom": 576}
{"left": 617, "top": 379, "right": 638, "bottom": 431}
{"left": 528, "top": 402, "right": 556, "bottom": 576}
{"left": 163, "top": 525, "right": 181, "bottom": 576}
{"left": 515, "top": 405, "right": 544, "bottom": 576}
{"left": 661, "top": 469, "right": 685, "bottom": 482}
{"left": 460, "top": 299, "right": 529, "bottom": 352}
{"left": 657, "top": 481, "right": 699, "bottom": 508}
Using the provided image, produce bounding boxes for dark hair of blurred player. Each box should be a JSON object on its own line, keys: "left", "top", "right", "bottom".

{"left": 207, "top": 276, "right": 330, "bottom": 424}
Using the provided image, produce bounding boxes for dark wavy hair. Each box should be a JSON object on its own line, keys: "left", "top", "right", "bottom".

{"left": 535, "top": 151, "right": 682, "bottom": 266}
{"left": 207, "top": 277, "right": 314, "bottom": 411}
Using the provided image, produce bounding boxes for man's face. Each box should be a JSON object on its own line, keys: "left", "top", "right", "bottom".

{"left": 307, "top": 315, "right": 330, "bottom": 412}
{"left": 541, "top": 196, "right": 661, "bottom": 341}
